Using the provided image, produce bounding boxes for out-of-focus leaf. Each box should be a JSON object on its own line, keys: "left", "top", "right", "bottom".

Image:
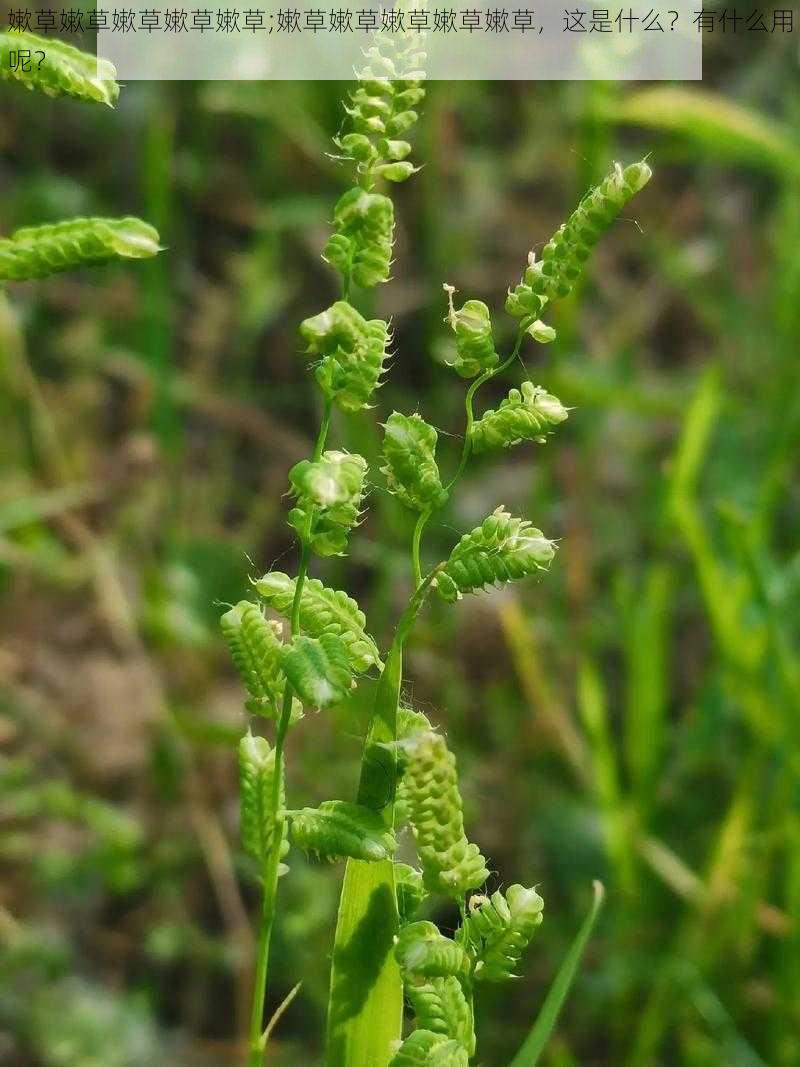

{"left": 607, "top": 89, "right": 800, "bottom": 177}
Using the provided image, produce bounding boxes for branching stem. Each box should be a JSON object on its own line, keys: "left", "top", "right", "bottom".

{"left": 409, "top": 324, "right": 530, "bottom": 588}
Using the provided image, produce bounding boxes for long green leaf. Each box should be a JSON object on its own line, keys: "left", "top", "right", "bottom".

{"left": 326, "top": 576, "right": 437, "bottom": 1066}
{"left": 509, "top": 881, "right": 605, "bottom": 1067}
{"left": 326, "top": 639, "right": 404, "bottom": 1067}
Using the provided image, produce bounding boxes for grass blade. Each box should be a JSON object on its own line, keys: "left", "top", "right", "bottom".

{"left": 326, "top": 638, "right": 404, "bottom": 1067}
{"left": 509, "top": 881, "right": 605, "bottom": 1067}
{"left": 577, "top": 661, "right": 634, "bottom": 895}
{"left": 326, "top": 577, "right": 437, "bottom": 1065}
{"left": 622, "top": 563, "right": 673, "bottom": 814}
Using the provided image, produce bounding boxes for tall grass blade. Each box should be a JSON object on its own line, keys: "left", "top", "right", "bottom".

{"left": 578, "top": 661, "right": 635, "bottom": 895}
{"left": 623, "top": 564, "right": 672, "bottom": 813}
{"left": 509, "top": 881, "right": 605, "bottom": 1067}
{"left": 326, "top": 639, "right": 404, "bottom": 1066}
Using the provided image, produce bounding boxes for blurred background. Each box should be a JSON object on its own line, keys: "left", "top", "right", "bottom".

{"left": 1, "top": 16, "right": 799, "bottom": 1067}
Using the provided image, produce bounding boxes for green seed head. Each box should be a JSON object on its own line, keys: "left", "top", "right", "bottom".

{"left": 506, "top": 158, "right": 652, "bottom": 320}
{"left": 471, "top": 382, "right": 569, "bottom": 454}
{"left": 0, "top": 30, "right": 119, "bottom": 106}
{"left": 381, "top": 412, "right": 449, "bottom": 513}
{"left": 0, "top": 217, "right": 160, "bottom": 282}
{"left": 435, "top": 507, "right": 556, "bottom": 602}
{"left": 401, "top": 731, "right": 489, "bottom": 899}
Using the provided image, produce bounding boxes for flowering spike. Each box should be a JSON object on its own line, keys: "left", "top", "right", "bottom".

{"left": 289, "top": 800, "right": 396, "bottom": 862}
{"left": 0, "top": 217, "right": 160, "bottom": 281}
{"left": 470, "top": 382, "right": 568, "bottom": 453}
{"left": 288, "top": 450, "right": 368, "bottom": 557}
{"left": 506, "top": 159, "right": 652, "bottom": 319}
{"left": 401, "top": 731, "right": 489, "bottom": 898}
{"left": 381, "top": 412, "right": 448, "bottom": 512}
{"left": 435, "top": 507, "right": 556, "bottom": 602}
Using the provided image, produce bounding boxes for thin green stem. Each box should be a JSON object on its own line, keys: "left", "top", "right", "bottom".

{"left": 411, "top": 506, "right": 431, "bottom": 588}
{"left": 247, "top": 398, "right": 332, "bottom": 1066}
{"left": 446, "top": 370, "right": 492, "bottom": 494}
{"left": 409, "top": 325, "right": 530, "bottom": 592}
{"left": 446, "top": 326, "right": 528, "bottom": 495}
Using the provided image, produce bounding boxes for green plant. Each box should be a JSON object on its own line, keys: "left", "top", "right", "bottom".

{"left": 220, "top": 20, "right": 651, "bottom": 1067}
{"left": 0, "top": 29, "right": 159, "bottom": 282}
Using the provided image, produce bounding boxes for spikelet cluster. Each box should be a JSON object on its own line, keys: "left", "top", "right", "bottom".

{"left": 395, "top": 921, "right": 469, "bottom": 979}
{"left": 0, "top": 30, "right": 119, "bottom": 106}
{"left": 288, "top": 450, "right": 368, "bottom": 557}
{"left": 324, "top": 188, "right": 396, "bottom": 290}
{"left": 389, "top": 1030, "right": 469, "bottom": 1066}
{"left": 405, "top": 978, "right": 475, "bottom": 1056}
{"left": 471, "top": 382, "right": 568, "bottom": 453}
{"left": 336, "top": 33, "right": 425, "bottom": 183}
{"left": 381, "top": 412, "right": 448, "bottom": 512}
{"left": 300, "top": 301, "right": 389, "bottom": 413}
{"left": 220, "top": 601, "right": 301, "bottom": 722}
{"left": 0, "top": 217, "right": 160, "bottom": 281}
{"left": 395, "top": 917, "right": 475, "bottom": 1058}
{"left": 324, "top": 12, "right": 426, "bottom": 290}
{"left": 254, "top": 572, "right": 381, "bottom": 673}
{"left": 401, "top": 731, "right": 489, "bottom": 898}
{"left": 395, "top": 707, "right": 434, "bottom": 826}
{"left": 280, "top": 633, "right": 354, "bottom": 709}
{"left": 289, "top": 800, "right": 395, "bottom": 863}
{"left": 443, "top": 286, "right": 499, "bottom": 379}
{"left": 465, "top": 885, "right": 544, "bottom": 982}
{"left": 435, "top": 507, "right": 555, "bottom": 603}
{"left": 506, "top": 160, "right": 652, "bottom": 319}
{"left": 238, "top": 733, "right": 287, "bottom": 865}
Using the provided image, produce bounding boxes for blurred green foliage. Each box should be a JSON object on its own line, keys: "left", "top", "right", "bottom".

{"left": 1, "top": 19, "right": 799, "bottom": 1067}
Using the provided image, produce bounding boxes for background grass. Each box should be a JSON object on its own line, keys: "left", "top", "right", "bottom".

{"left": 1, "top": 20, "right": 799, "bottom": 1067}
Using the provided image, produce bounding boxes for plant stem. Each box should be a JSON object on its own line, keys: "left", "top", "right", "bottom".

{"left": 446, "top": 326, "right": 528, "bottom": 494}
{"left": 247, "top": 398, "right": 332, "bottom": 1066}
{"left": 410, "top": 325, "right": 529, "bottom": 588}
{"left": 411, "top": 506, "right": 431, "bottom": 588}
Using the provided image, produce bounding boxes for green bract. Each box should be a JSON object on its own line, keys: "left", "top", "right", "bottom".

{"left": 300, "top": 300, "right": 389, "bottom": 413}
{"left": 288, "top": 450, "right": 368, "bottom": 557}
{"left": 507, "top": 159, "right": 652, "bottom": 319}
{"left": 381, "top": 412, "right": 448, "bottom": 512}
{"left": 0, "top": 217, "right": 161, "bottom": 282}
{"left": 253, "top": 571, "right": 380, "bottom": 673}
{"left": 444, "top": 286, "right": 499, "bottom": 379}
{"left": 288, "top": 800, "right": 396, "bottom": 862}
{"left": 465, "top": 885, "right": 544, "bottom": 982}
{"left": 471, "top": 382, "right": 569, "bottom": 453}
{"left": 435, "top": 507, "right": 556, "bottom": 602}
{"left": 0, "top": 30, "right": 119, "bottom": 106}
{"left": 280, "top": 633, "right": 354, "bottom": 709}
{"left": 401, "top": 731, "right": 489, "bottom": 899}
